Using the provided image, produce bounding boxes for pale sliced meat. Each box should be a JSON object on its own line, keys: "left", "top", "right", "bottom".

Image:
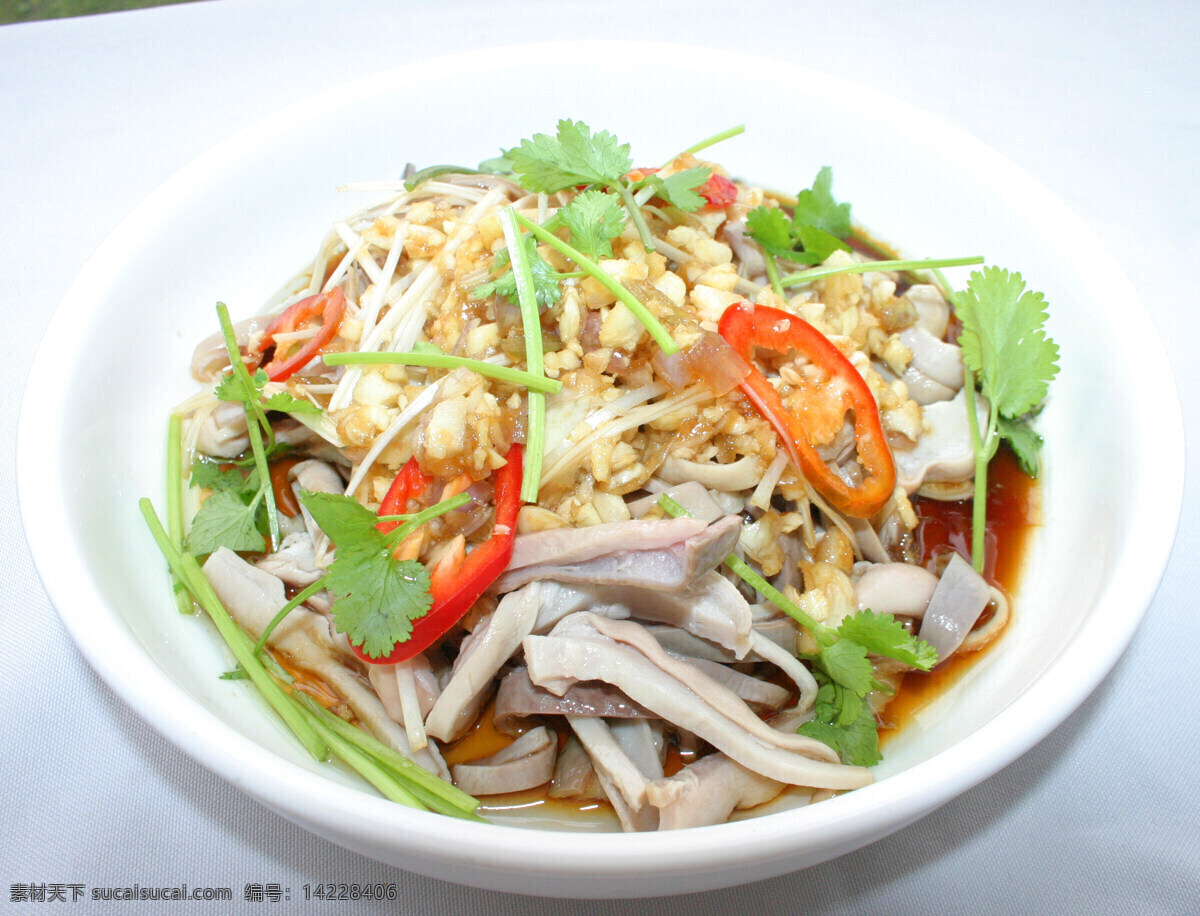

{"left": 524, "top": 621, "right": 871, "bottom": 790}
{"left": 450, "top": 726, "right": 556, "bottom": 796}
{"left": 497, "top": 516, "right": 741, "bottom": 593}
{"left": 493, "top": 668, "right": 651, "bottom": 733}
{"left": 854, "top": 562, "right": 940, "bottom": 617}
{"left": 533, "top": 572, "right": 754, "bottom": 658}
{"left": 424, "top": 583, "right": 541, "bottom": 742}
{"left": 648, "top": 752, "right": 785, "bottom": 830}
{"left": 568, "top": 716, "right": 659, "bottom": 832}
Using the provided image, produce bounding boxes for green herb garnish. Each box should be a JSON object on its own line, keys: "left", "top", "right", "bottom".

{"left": 951, "top": 267, "right": 1060, "bottom": 572}
{"left": 298, "top": 490, "right": 468, "bottom": 659}
{"left": 747, "top": 167, "right": 852, "bottom": 272}
{"left": 471, "top": 232, "right": 566, "bottom": 310}
{"left": 323, "top": 346, "right": 563, "bottom": 394}
{"left": 557, "top": 189, "right": 627, "bottom": 261}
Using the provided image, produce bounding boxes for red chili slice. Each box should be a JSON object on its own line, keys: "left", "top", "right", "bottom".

{"left": 257, "top": 288, "right": 345, "bottom": 381}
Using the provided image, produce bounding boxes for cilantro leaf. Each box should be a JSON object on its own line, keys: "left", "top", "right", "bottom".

{"left": 324, "top": 550, "right": 432, "bottom": 658}
{"left": 214, "top": 366, "right": 267, "bottom": 404}
{"left": 472, "top": 233, "right": 563, "bottom": 310}
{"left": 793, "top": 166, "right": 852, "bottom": 237}
{"left": 836, "top": 610, "right": 939, "bottom": 671}
{"left": 190, "top": 457, "right": 259, "bottom": 496}
{"left": 949, "top": 266, "right": 1058, "bottom": 572}
{"left": 478, "top": 153, "right": 515, "bottom": 174}
{"left": 298, "top": 491, "right": 434, "bottom": 659}
{"left": 998, "top": 415, "right": 1044, "bottom": 477}
{"left": 559, "top": 190, "right": 627, "bottom": 261}
{"left": 745, "top": 206, "right": 794, "bottom": 258}
{"left": 746, "top": 169, "right": 852, "bottom": 266}
{"left": 298, "top": 491, "right": 386, "bottom": 561}
{"left": 186, "top": 489, "right": 266, "bottom": 555}
{"left": 637, "top": 166, "right": 711, "bottom": 212}
{"left": 262, "top": 390, "right": 321, "bottom": 416}
{"left": 791, "top": 224, "right": 850, "bottom": 265}
{"left": 796, "top": 686, "right": 883, "bottom": 768}
{"left": 509, "top": 120, "right": 632, "bottom": 193}
{"left": 957, "top": 267, "right": 1060, "bottom": 420}
{"left": 815, "top": 640, "right": 877, "bottom": 696}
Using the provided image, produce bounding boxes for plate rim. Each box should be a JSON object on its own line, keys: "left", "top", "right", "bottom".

{"left": 16, "top": 38, "right": 1186, "bottom": 890}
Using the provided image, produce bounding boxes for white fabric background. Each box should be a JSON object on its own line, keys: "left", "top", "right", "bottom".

{"left": 3, "top": 0, "right": 1197, "bottom": 912}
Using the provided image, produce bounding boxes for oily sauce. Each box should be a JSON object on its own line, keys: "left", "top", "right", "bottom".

{"left": 879, "top": 446, "right": 1039, "bottom": 740}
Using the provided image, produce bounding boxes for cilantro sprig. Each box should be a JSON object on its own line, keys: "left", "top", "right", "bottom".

{"left": 471, "top": 232, "right": 572, "bottom": 311}
{"left": 188, "top": 304, "right": 326, "bottom": 556}
{"left": 514, "top": 210, "right": 679, "bottom": 355}
{"left": 946, "top": 267, "right": 1060, "bottom": 572}
{"left": 508, "top": 119, "right": 711, "bottom": 253}
{"left": 298, "top": 489, "right": 469, "bottom": 659}
{"left": 745, "top": 167, "right": 855, "bottom": 297}
{"left": 657, "top": 494, "right": 937, "bottom": 766}
{"left": 558, "top": 189, "right": 627, "bottom": 261}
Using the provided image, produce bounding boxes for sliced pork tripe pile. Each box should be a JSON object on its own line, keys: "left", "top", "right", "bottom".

{"left": 172, "top": 121, "right": 1057, "bottom": 831}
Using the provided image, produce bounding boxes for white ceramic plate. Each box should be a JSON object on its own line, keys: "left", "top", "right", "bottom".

{"left": 18, "top": 41, "right": 1184, "bottom": 897}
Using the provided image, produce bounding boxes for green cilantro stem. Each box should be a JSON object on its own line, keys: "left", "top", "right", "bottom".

{"left": 252, "top": 577, "right": 329, "bottom": 656}
{"left": 322, "top": 351, "right": 562, "bottom": 394}
{"left": 165, "top": 414, "right": 192, "bottom": 615}
{"left": 762, "top": 250, "right": 786, "bottom": 300}
{"left": 963, "top": 362, "right": 992, "bottom": 573}
{"left": 299, "top": 707, "right": 425, "bottom": 809}
{"left": 934, "top": 266, "right": 1000, "bottom": 576}
{"left": 931, "top": 266, "right": 990, "bottom": 571}
{"left": 294, "top": 694, "right": 484, "bottom": 821}
{"left": 513, "top": 210, "right": 679, "bottom": 356}
{"left": 138, "top": 498, "right": 327, "bottom": 760}
{"left": 674, "top": 124, "right": 745, "bottom": 160}
{"left": 615, "top": 181, "right": 656, "bottom": 253}
{"left": 779, "top": 255, "right": 984, "bottom": 289}
{"left": 501, "top": 207, "right": 548, "bottom": 504}
{"left": 403, "top": 164, "right": 482, "bottom": 191}
{"left": 381, "top": 492, "right": 471, "bottom": 547}
{"left": 216, "top": 303, "right": 280, "bottom": 550}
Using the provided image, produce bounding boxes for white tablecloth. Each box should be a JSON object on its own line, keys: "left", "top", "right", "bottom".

{"left": 3, "top": 1, "right": 1197, "bottom": 911}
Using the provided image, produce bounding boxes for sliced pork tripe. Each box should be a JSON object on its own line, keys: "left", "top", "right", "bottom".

{"left": 523, "top": 615, "right": 872, "bottom": 791}
{"left": 201, "top": 547, "right": 451, "bottom": 780}
{"left": 493, "top": 667, "right": 652, "bottom": 733}
{"left": 423, "top": 583, "right": 542, "bottom": 743}
{"left": 648, "top": 752, "right": 787, "bottom": 831}
{"left": 853, "top": 562, "right": 940, "bottom": 618}
{"left": 533, "top": 571, "right": 754, "bottom": 657}
{"left": 567, "top": 716, "right": 662, "bottom": 832}
{"left": 582, "top": 615, "right": 821, "bottom": 755}
{"left": 893, "top": 388, "right": 990, "bottom": 494}
{"left": 495, "top": 515, "right": 741, "bottom": 593}
{"left": 449, "top": 726, "right": 557, "bottom": 797}
{"left": 534, "top": 577, "right": 816, "bottom": 712}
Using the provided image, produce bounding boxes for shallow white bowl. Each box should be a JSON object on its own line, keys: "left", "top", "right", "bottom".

{"left": 18, "top": 41, "right": 1183, "bottom": 897}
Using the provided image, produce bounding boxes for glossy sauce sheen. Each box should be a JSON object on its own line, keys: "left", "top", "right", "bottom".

{"left": 880, "top": 446, "right": 1038, "bottom": 739}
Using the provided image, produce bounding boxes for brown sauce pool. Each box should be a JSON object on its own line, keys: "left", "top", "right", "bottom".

{"left": 880, "top": 445, "right": 1039, "bottom": 741}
